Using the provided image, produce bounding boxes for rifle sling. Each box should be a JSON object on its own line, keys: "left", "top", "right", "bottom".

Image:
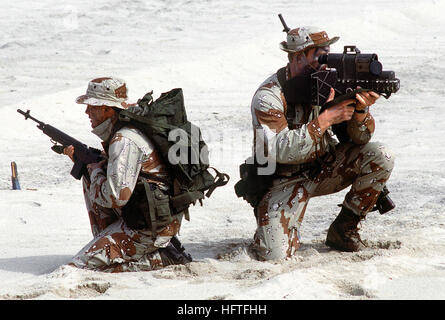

{"left": 141, "top": 178, "right": 158, "bottom": 240}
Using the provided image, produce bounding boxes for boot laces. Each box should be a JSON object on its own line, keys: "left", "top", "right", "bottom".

{"left": 344, "top": 221, "right": 367, "bottom": 247}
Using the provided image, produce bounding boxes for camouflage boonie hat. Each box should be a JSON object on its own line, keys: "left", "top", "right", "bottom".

{"left": 280, "top": 26, "right": 339, "bottom": 53}
{"left": 76, "top": 77, "right": 130, "bottom": 109}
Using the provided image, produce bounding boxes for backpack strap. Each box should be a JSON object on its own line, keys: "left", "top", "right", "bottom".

{"left": 118, "top": 109, "right": 177, "bottom": 131}
{"left": 141, "top": 178, "right": 158, "bottom": 240}
{"left": 205, "top": 167, "right": 230, "bottom": 197}
{"left": 170, "top": 191, "right": 205, "bottom": 209}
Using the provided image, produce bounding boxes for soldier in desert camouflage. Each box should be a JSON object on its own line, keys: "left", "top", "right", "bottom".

{"left": 63, "top": 77, "right": 191, "bottom": 272}
{"left": 250, "top": 26, "right": 395, "bottom": 260}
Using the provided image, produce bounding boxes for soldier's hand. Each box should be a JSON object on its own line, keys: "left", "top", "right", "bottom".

{"left": 319, "top": 88, "right": 356, "bottom": 127}
{"left": 355, "top": 89, "right": 380, "bottom": 112}
{"left": 328, "top": 99, "right": 356, "bottom": 124}
{"left": 63, "top": 145, "right": 75, "bottom": 162}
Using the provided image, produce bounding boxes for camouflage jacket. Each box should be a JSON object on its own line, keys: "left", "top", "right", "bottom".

{"left": 85, "top": 119, "right": 168, "bottom": 212}
{"left": 251, "top": 73, "right": 375, "bottom": 175}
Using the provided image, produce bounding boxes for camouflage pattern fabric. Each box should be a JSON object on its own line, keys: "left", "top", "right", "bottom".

{"left": 279, "top": 26, "right": 339, "bottom": 53}
{"left": 250, "top": 73, "right": 395, "bottom": 261}
{"left": 69, "top": 123, "right": 178, "bottom": 272}
{"left": 70, "top": 196, "right": 181, "bottom": 272}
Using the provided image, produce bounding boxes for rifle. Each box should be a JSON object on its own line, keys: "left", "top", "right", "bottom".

{"left": 17, "top": 109, "right": 104, "bottom": 182}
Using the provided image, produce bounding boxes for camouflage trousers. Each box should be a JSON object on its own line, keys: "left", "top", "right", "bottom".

{"left": 69, "top": 180, "right": 181, "bottom": 272}
{"left": 252, "top": 141, "right": 395, "bottom": 261}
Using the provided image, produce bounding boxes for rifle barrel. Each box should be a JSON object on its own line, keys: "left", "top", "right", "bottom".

{"left": 17, "top": 109, "right": 45, "bottom": 126}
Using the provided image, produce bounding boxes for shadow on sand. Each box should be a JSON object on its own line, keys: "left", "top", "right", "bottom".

{"left": 0, "top": 255, "right": 72, "bottom": 275}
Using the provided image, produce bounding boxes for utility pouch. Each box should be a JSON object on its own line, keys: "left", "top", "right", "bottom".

{"left": 234, "top": 160, "right": 274, "bottom": 207}
{"left": 142, "top": 181, "right": 174, "bottom": 237}
{"left": 170, "top": 191, "right": 205, "bottom": 213}
{"left": 121, "top": 180, "right": 174, "bottom": 235}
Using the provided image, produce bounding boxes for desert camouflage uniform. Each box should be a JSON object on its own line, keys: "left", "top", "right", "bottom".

{"left": 70, "top": 121, "right": 181, "bottom": 272}
{"left": 250, "top": 73, "right": 395, "bottom": 261}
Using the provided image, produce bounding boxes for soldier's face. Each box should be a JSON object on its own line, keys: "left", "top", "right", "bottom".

{"left": 311, "top": 46, "right": 330, "bottom": 70}
{"left": 85, "top": 105, "right": 115, "bottom": 128}
{"left": 290, "top": 45, "right": 330, "bottom": 77}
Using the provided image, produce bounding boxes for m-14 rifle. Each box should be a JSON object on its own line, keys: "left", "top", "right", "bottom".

{"left": 17, "top": 109, "right": 104, "bottom": 182}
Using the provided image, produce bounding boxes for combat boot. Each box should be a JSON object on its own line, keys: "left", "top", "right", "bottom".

{"left": 325, "top": 206, "right": 365, "bottom": 252}
{"left": 159, "top": 236, "right": 193, "bottom": 266}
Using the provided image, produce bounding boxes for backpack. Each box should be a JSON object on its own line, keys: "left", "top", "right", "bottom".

{"left": 118, "top": 88, "right": 229, "bottom": 220}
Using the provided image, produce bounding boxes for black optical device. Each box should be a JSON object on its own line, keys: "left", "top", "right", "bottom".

{"left": 313, "top": 45, "right": 400, "bottom": 109}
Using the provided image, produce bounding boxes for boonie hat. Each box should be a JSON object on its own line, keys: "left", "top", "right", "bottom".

{"left": 76, "top": 77, "right": 130, "bottom": 109}
{"left": 280, "top": 26, "right": 339, "bottom": 53}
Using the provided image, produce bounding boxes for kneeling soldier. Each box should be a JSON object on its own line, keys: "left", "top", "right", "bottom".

{"left": 247, "top": 26, "right": 395, "bottom": 260}
{"left": 65, "top": 77, "right": 192, "bottom": 272}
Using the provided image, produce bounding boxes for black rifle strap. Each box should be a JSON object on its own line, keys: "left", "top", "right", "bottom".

{"left": 141, "top": 178, "right": 158, "bottom": 240}
{"left": 276, "top": 67, "right": 294, "bottom": 125}
{"left": 276, "top": 66, "right": 287, "bottom": 88}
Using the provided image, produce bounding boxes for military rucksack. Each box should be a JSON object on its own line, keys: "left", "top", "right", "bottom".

{"left": 118, "top": 88, "right": 229, "bottom": 221}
